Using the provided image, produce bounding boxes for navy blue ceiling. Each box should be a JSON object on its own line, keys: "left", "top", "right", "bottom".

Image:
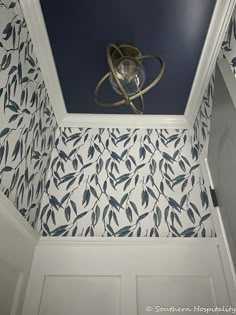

{"left": 40, "top": 0, "right": 216, "bottom": 115}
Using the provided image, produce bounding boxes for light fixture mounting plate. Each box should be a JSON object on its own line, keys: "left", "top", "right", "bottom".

{"left": 110, "top": 43, "right": 143, "bottom": 64}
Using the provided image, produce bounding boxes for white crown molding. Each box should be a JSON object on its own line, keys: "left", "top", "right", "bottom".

{"left": 19, "top": 0, "right": 67, "bottom": 125}
{"left": 185, "top": 0, "right": 236, "bottom": 128}
{"left": 19, "top": 0, "right": 235, "bottom": 129}
{"left": 0, "top": 191, "right": 39, "bottom": 242}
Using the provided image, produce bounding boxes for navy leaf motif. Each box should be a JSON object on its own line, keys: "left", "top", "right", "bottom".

{"left": 0, "top": 2, "right": 214, "bottom": 238}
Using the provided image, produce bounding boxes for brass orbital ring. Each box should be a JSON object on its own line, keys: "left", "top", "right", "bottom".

{"left": 95, "top": 43, "right": 165, "bottom": 114}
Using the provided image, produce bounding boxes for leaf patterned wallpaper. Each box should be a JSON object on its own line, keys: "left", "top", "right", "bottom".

{"left": 0, "top": 0, "right": 216, "bottom": 237}
{"left": 0, "top": 0, "right": 57, "bottom": 228}
{"left": 38, "top": 75, "right": 215, "bottom": 237}
{"left": 222, "top": 6, "right": 236, "bottom": 75}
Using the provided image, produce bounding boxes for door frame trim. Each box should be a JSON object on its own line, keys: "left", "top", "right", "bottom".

{"left": 218, "top": 57, "right": 236, "bottom": 111}
{"left": 200, "top": 156, "right": 236, "bottom": 298}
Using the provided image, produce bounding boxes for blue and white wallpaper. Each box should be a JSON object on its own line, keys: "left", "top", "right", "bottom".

{"left": 222, "top": 6, "right": 236, "bottom": 75}
{"left": 0, "top": 0, "right": 57, "bottom": 227}
{"left": 0, "top": 0, "right": 217, "bottom": 237}
{"left": 38, "top": 75, "right": 215, "bottom": 237}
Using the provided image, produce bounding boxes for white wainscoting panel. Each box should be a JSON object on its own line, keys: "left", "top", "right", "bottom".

{"left": 137, "top": 276, "right": 215, "bottom": 314}
{"left": 39, "top": 276, "right": 120, "bottom": 315}
{"left": 0, "top": 259, "right": 19, "bottom": 315}
{"left": 0, "top": 191, "right": 38, "bottom": 315}
{"left": 22, "top": 238, "right": 235, "bottom": 315}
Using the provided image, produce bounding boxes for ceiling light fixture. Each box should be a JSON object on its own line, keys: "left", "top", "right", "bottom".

{"left": 95, "top": 43, "right": 165, "bottom": 114}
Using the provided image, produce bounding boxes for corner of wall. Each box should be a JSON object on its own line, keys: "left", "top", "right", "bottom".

{"left": 0, "top": 1, "right": 57, "bottom": 228}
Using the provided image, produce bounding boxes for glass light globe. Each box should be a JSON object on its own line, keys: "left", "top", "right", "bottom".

{"left": 109, "top": 58, "right": 146, "bottom": 96}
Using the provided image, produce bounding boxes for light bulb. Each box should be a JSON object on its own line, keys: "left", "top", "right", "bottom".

{"left": 109, "top": 58, "right": 145, "bottom": 96}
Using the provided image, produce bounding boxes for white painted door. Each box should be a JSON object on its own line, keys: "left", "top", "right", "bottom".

{"left": 208, "top": 61, "right": 236, "bottom": 270}
{"left": 0, "top": 192, "right": 38, "bottom": 315}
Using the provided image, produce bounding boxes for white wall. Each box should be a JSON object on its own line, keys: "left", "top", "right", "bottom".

{"left": 0, "top": 191, "right": 38, "bottom": 315}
